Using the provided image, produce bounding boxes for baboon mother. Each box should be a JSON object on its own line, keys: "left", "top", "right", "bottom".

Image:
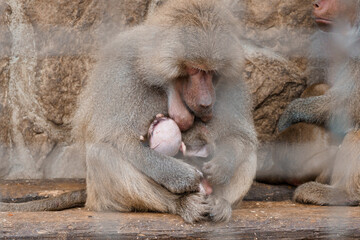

{"left": 74, "top": 0, "right": 257, "bottom": 222}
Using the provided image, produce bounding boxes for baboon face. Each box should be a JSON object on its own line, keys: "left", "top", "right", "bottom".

{"left": 182, "top": 66, "right": 216, "bottom": 122}
{"left": 313, "top": 0, "right": 358, "bottom": 31}
{"left": 146, "top": 0, "right": 244, "bottom": 126}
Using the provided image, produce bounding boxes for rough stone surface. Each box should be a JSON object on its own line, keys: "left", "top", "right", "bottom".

{"left": 244, "top": 55, "right": 307, "bottom": 141}
{"left": 0, "top": 2, "right": 12, "bottom": 178}
{"left": 0, "top": 0, "right": 151, "bottom": 179}
{"left": 236, "top": 0, "right": 317, "bottom": 141}
{"left": 0, "top": 0, "right": 319, "bottom": 179}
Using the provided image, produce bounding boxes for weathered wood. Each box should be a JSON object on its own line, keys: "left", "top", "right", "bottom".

{"left": 0, "top": 179, "right": 293, "bottom": 203}
{"left": 1, "top": 180, "right": 359, "bottom": 239}
{"left": 244, "top": 182, "right": 295, "bottom": 201}
{"left": 1, "top": 202, "right": 360, "bottom": 239}
{"left": 0, "top": 179, "right": 85, "bottom": 203}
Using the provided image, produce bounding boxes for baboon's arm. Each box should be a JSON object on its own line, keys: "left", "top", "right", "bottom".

{"left": 278, "top": 94, "right": 332, "bottom": 132}
{"left": 122, "top": 140, "right": 203, "bottom": 194}
{"left": 203, "top": 134, "right": 256, "bottom": 186}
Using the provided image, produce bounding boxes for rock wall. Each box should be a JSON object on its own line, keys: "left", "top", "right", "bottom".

{"left": 0, "top": 0, "right": 151, "bottom": 179}
{"left": 236, "top": 0, "right": 317, "bottom": 141}
{"left": 0, "top": 0, "right": 318, "bottom": 179}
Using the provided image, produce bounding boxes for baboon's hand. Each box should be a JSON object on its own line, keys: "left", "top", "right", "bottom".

{"left": 163, "top": 165, "right": 203, "bottom": 194}
{"left": 181, "top": 122, "right": 210, "bottom": 146}
{"left": 202, "top": 157, "right": 233, "bottom": 186}
{"left": 277, "top": 108, "right": 294, "bottom": 132}
{"left": 176, "top": 192, "right": 210, "bottom": 223}
{"left": 278, "top": 96, "right": 326, "bottom": 132}
{"left": 277, "top": 99, "right": 302, "bottom": 132}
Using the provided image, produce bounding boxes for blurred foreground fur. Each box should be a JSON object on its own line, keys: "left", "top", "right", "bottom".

{"left": 275, "top": 0, "right": 360, "bottom": 206}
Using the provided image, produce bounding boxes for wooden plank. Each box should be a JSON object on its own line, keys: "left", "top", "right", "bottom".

{"left": 1, "top": 180, "right": 359, "bottom": 239}
{"left": 1, "top": 202, "right": 360, "bottom": 239}
{"left": 244, "top": 182, "right": 295, "bottom": 201}
{"left": 0, "top": 179, "right": 85, "bottom": 203}
{"left": 0, "top": 179, "right": 293, "bottom": 203}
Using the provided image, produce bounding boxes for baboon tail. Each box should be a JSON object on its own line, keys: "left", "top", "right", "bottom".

{"left": 294, "top": 182, "right": 359, "bottom": 206}
{"left": 0, "top": 189, "right": 86, "bottom": 212}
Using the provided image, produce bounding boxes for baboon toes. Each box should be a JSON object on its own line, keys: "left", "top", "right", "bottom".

{"left": 294, "top": 182, "right": 326, "bottom": 205}
{"left": 207, "top": 196, "right": 232, "bottom": 222}
{"left": 177, "top": 193, "right": 209, "bottom": 223}
{"left": 177, "top": 194, "right": 232, "bottom": 223}
{"left": 294, "top": 181, "right": 349, "bottom": 206}
{"left": 294, "top": 182, "right": 359, "bottom": 206}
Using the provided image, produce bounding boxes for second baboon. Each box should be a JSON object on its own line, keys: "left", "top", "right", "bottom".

{"left": 257, "top": 84, "right": 338, "bottom": 186}
{"left": 277, "top": 0, "right": 360, "bottom": 205}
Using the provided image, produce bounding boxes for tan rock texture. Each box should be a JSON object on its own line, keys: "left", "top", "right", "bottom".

{"left": 236, "top": 0, "right": 317, "bottom": 141}
{"left": 0, "top": 0, "right": 319, "bottom": 179}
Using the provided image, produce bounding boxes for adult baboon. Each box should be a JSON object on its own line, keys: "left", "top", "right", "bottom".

{"left": 1, "top": 0, "right": 257, "bottom": 223}
{"left": 75, "top": 0, "right": 257, "bottom": 222}
{"left": 277, "top": 0, "right": 360, "bottom": 205}
{"left": 256, "top": 84, "right": 337, "bottom": 186}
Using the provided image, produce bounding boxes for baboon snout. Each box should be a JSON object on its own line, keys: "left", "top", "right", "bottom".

{"left": 199, "top": 94, "right": 213, "bottom": 108}
{"left": 183, "top": 67, "right": 216, "bottom": 121}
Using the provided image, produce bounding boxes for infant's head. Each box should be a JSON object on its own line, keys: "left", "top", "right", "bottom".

{"left": 148, "top": 114, "right": 182, "bottom": 157}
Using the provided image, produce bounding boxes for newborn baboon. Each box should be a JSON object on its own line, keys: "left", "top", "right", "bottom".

{"left": 146, "top": 114, "right": 211, "bottom": 159}
{"left": 146, "top": 114, "right": 184, "bottom": 157}
{"left": 74, "top": 0, "right": 257, "bottom": 222}
{"left": 277, "top": 0, "right": 360, "bottom": 205}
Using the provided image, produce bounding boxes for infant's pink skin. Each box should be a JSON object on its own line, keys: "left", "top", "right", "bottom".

{"left": 200, "top": 179, "right": 213, "bottom": 195}
{"left": 148, "top": 115, "right": 182, "bottom": 157}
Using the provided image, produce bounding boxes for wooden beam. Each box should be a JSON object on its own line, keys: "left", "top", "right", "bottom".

{"left": 0, "top": 179, "right": 294, "bottom": 203}
{"left": 1, "top": 202, "right": 360, "bottom": 239}
{"left": 0, "top": 179, "right": 85, "bottom": 203}
{"left": 1, "top": 180, "right": 359, "bottom": 239}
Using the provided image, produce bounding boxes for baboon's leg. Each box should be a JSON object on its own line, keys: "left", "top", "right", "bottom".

{"left": 208, "top": 151, "right": 257, "bottom": 222}
{"left": 294, "top": 130, "right": 360, "bottom": 206}
{"left": 85, "top": 143, "right": 209, "bottom": 223}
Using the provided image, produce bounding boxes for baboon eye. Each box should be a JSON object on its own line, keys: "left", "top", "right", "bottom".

{"left": 212, "top": 73, "right": 220, "bottom": 85}
{"left": 187, "top": 67, "right": 200, "bottom": 76}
